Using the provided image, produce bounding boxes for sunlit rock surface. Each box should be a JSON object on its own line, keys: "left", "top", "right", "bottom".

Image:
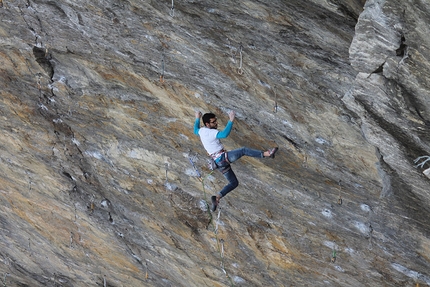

{"left": 0, "top": 0, "right": 429, "bottom": 286}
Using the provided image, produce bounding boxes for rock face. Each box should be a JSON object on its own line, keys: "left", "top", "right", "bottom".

{"left": 0, "top": 0, "right": 429, "bottom": 286}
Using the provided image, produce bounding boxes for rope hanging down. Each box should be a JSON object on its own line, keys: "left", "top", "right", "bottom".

{"left": 188, "top": 157, "right": 235, "bottom": 286}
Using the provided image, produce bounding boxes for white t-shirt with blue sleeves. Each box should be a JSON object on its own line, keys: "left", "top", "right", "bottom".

{"left": 198, "top": 127, "right": 224, "bottom": 155}
{"left": 194, "top": 118, "right": 233, "bottom": 155}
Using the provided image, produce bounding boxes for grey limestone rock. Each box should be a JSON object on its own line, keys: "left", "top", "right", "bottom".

{"left": 0, "top": 0, "right": 429, "bottom": 286}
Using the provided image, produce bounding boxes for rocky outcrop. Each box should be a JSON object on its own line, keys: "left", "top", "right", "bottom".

{"left": 0, "top": 0, "right": 429, "bottom": 286}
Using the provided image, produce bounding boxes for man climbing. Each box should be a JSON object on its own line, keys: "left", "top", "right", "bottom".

{"left": 194, "top": 110, "right": 278, "bottom": 212}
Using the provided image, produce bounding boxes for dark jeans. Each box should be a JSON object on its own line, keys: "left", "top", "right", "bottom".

{"left": 216, "top": 147, "right": 263, "bottom": 198}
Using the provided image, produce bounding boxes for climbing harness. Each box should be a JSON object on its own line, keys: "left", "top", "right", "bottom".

{"left": 208, "top": 149, "right": 227, "bottom": 171}
{"left": 169, "top": 0, "right": 175, "bottom": 17}
{"left": 237, "top": 44, "right": 243, "bottom": 75}
{"left": 210, "top": 149, "right": 226, "bottom": 161}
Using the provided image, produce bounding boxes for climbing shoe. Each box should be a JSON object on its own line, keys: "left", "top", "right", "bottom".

{"left": 267, "top": 147, "right": 279, "bottom": 159}
{"left": 211, "top": 195, "right": 219, "bottom": 212}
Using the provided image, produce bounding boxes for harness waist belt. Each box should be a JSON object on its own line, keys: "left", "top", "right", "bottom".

{"left": 210, "top": 149, "right": 226, "bottom": 161}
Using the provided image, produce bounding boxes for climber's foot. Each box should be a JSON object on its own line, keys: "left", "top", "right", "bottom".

{"left": 265, "top": 147, "right": 279, "bottom": 158}
{"left": 211, "top": 195, "right": 220, "bottom": 212}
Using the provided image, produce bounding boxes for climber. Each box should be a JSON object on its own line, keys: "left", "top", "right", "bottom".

{"left": 194, "top": 110, "right": 278, "bottom": 212}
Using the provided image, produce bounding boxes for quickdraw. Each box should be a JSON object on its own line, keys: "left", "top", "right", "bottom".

{"left": 169, "top": 0, "right": 175, "bottom": 17}
{"left": 237, "top": 44, "right": 243, "bottom": 75}
{"left": 188, "top": 157, "right": 201, "bottom": 179}
{"left": 160, "top": 56, "right": 165, "bottom": 83}
{"left": 331, "top": 249, "right": 336, "bottom": 263}
{"left": 214, "top": 207, "right": 222, "bottom": 234}
{"left": 273, "top": 88, "right": 278, "bottom": 113}
{"left": 337, "top": 180, "right": 342, "bottom": 205}
{"left": 145, "top": 261, "right": 149, "bottom": 279}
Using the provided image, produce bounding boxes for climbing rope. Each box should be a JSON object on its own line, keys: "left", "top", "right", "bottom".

{"left": 188, "top": 157, "right": 235, "bottom": 286}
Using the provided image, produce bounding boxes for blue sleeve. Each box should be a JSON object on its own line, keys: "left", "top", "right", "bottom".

{"left": 216, "top": 121, "right": 233, "bottom": 139}
{"left": 193, "top": 118, "right": 200, "bottom": 135}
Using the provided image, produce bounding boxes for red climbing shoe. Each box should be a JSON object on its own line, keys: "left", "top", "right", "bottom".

{"left": 267, "top": 147, "right": 278, "bottom": 159}
{"left": 211, "top": 195, "right": 219, "bottom": 212}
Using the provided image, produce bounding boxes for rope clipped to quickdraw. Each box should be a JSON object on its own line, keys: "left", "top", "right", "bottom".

{"left": 337, "top": 180, "right": 342, "bottom": 205}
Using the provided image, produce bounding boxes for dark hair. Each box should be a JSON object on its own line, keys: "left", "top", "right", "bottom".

{"left": 202, "top": 113, "right": 216, "bottom": 125}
